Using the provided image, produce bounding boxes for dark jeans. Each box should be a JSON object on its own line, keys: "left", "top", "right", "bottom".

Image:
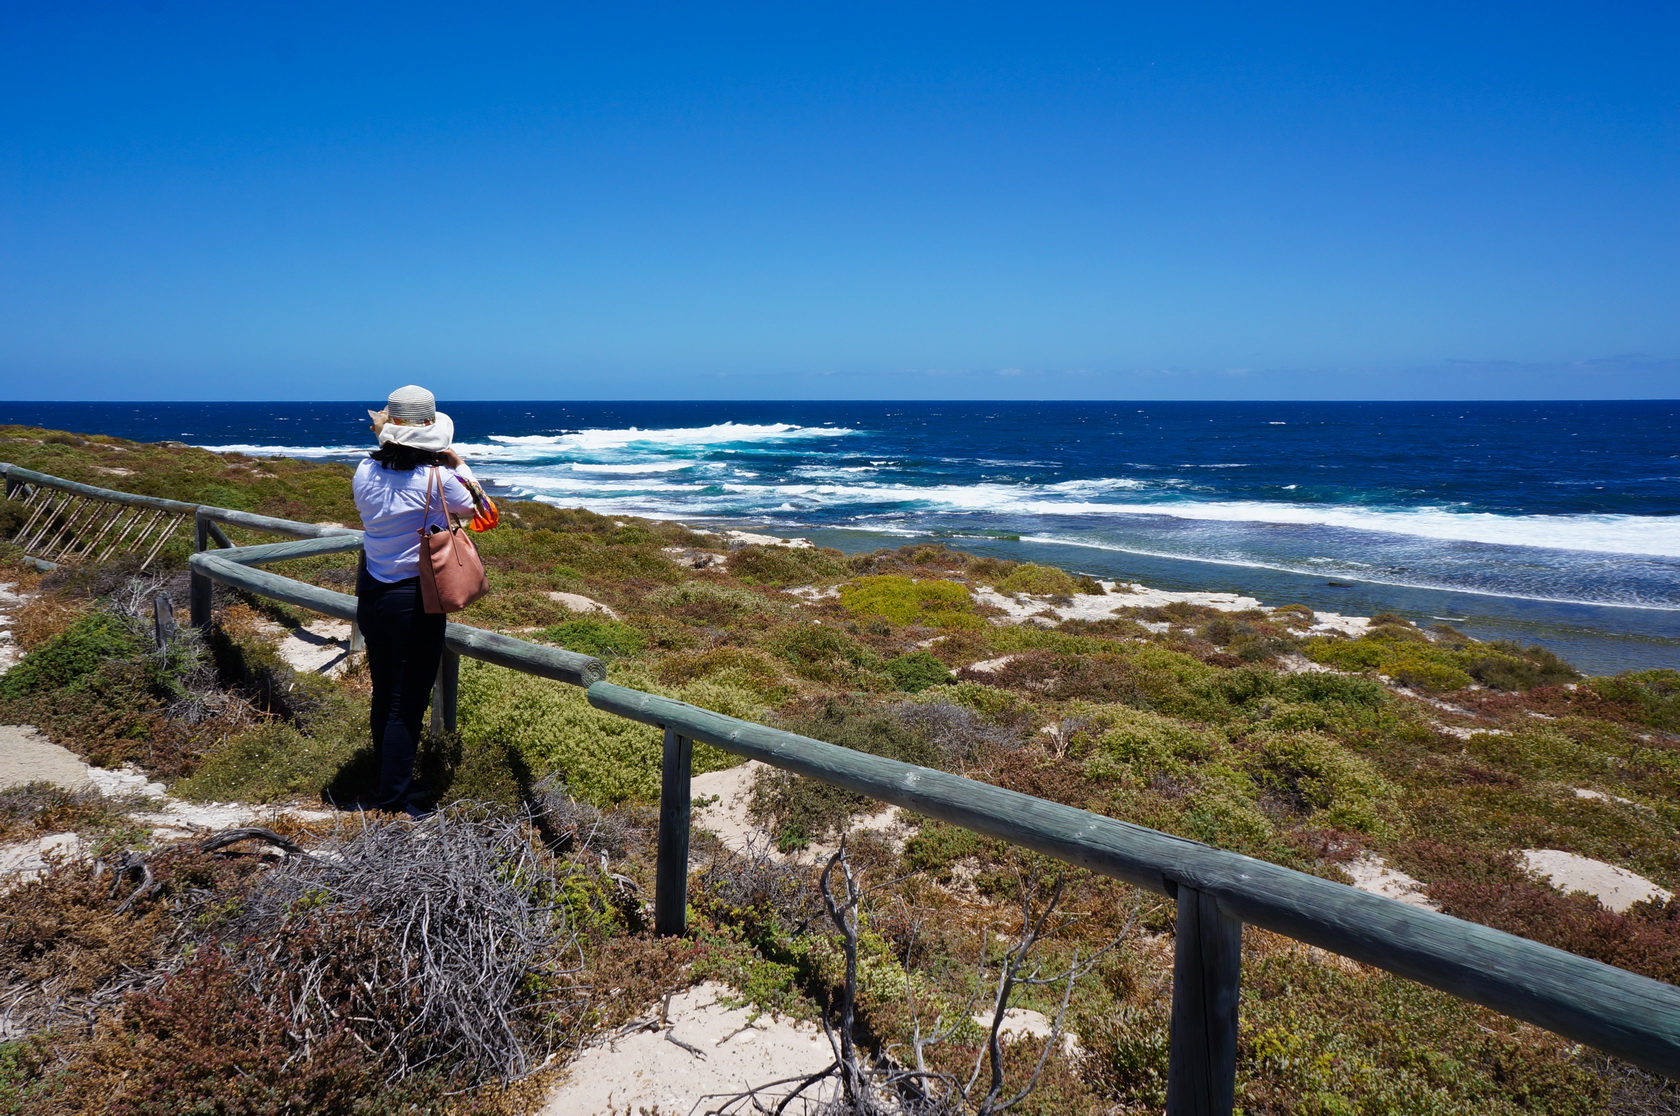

{"left": 356, "top": 568, "right": 446, "bottom": 812}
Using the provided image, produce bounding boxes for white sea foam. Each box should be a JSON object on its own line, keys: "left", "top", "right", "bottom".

{"left": 487, "top": 422, "right": 853, "bottom": 451}
{"left": 501, "top": 472, "right": 1680, "bottom": 558}
{"left": 494, "top": 472, "right": 713, "bottom": 493}
{"left": 198, "top": 434, "right": 1679, "bottom": 561}
{"left": 198, "top": 443, "right": 365, "bottom": 457}
{"left": 570, "top": 461, "right": 698, "bottom": 473}
{"left": 1043, "top": 477, "right": 1149, "bottom": 493}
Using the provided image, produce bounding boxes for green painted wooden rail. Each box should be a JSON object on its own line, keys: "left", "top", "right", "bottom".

{"left": 5, "top": 461, "right": 1678, "bottom": 1109}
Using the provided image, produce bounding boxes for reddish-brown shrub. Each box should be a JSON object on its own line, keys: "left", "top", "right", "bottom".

{"left": 1400, "top": 840, "right": 1680, "bottom": 985}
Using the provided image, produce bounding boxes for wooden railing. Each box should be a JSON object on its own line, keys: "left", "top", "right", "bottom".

{"left": 4, "top": 461, "right": 1678, "bottom": 1111}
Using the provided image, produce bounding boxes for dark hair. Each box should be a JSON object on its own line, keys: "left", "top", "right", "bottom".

{"left": 369, "top": 444, "right": 449, "bottom": 471}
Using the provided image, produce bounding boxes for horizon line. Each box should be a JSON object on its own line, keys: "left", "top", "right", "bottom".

{"left": 4, "top": 397, "right": 1678, "bottom": 406}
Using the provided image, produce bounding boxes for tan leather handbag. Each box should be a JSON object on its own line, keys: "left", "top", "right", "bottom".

{"left": 416, "top": 467, "right": 490, "bottom": 614}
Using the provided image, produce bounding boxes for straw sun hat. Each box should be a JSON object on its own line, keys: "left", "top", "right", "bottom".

{"left": 368, "top": 386, "right": 454, "bottom": 452}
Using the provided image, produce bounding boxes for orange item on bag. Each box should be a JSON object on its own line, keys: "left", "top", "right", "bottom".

{"left": 468, "top": 496, "right": 500, "bottom": 532}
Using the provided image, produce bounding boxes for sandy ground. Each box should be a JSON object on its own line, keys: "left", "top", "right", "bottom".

{"left": 0, "top": 576, "right": 334, "bottom": 879}
{"left": 537, "top": 982, "right": 835, "bottom": 1116}
{"left": 691, "top": 761, "right": 905, "bottom": 863}
{"left": 0, "top": 581, "right": 26, "bottom": 673}
{"left": 690, "top": 761, "right": 771, "bottom": 855}
{"left": 1434, "top": 724, "right": 1510, "bottom": 740}
{"left": 0, "top": 831, "right": 83, "bottom": 887}
{"left": 1573, "top": 787, "right": 1648, "bottom": 811}
{"left": 971, "top": 1008, "right": 1082, "bottom": 1057}
{"left": 720, "top": 530, "right": 813, "bottom": 549}
{"left": 1519, "top": 849, "right": 1673, "bottom": 913}
{"left": 277, "top": 618, "right": 355, "bottom": 676}
{"left": 1345, "top": 853, "right": 1439, "bottom": 911}
{"left": 964, "top": 654, "right": 1018, "bottom": 675}
{"left": 547, "top": 591, "right": 622, "bottom": 619}
{"left": 0, "top": 726, "right": 93, "bottom": 792}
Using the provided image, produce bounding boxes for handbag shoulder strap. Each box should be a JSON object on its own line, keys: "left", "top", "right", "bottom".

{"left": 420, "top": 465, "right": 461, "bottom": 530}
{"left": 419, "top": 465, "right": 441, "bottom": 530}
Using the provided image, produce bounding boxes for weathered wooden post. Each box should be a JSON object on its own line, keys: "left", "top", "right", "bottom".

{"left": 654, "top": 727, "right": 693, "bottom": 936}
{"left": 1166, "top": 884, "right": 1242, "bottom": 1116}
{"left": 191, "top": 511, "right": 213, "bottom": 630}
{"left": 152, "top": 593, "right": 177, "bottom": 649}
{"left": 430, "top": 650, "right": 460, "bottom": 734}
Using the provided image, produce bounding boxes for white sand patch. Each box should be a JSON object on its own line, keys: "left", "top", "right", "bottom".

{"left": 0, "top": 581, "right": 30, "bottom": 673}
{"left": 1346, "top": 854, "right": 1438, "bottom": 911}
{"left": 0, "top": 726, "right": 93, "bottom": 792}
{"left": 970, "top": 1008, "right": 1082, "bottom": 1057}
{"left": 974, "top": 588, "right": 1075, "bottom": 621}
{"left": 537, "top": 982, "right": 833, "bottom": 1116}
{"left": 277, "top": 619, "right": 354, "bottom": 676}
{"left": 692, "top": 761, "right": 770, "bottom": 855}
{"left": 723, "top": 530, "right": 813, "bottom": 549}
{"left": 692, "top": 762, "right": 906, "bottom": 862}
{"left": 1434, "top": 724, "right": 1510, "bottom": 740}
{"left": 546, "top": 591, "right": 622, "bottom": 619}
{"left": 87, "top": 763, "right": 334, "bottom": 831}
{"left": 971, "top": 580, "right": 1264, "bottom": 626}
{"left": 1108, "top": 583, "right": 1264, "bottom": 613}
{"left": 965, "top": 654, "right": 1019, "bottom": 675}
{"left": 1573, "top": 788, "right": 1647, "bottom": 810}
{"left": 786, "top": 585, "right": 839, "bottom": 603}
{"left": 806, "top": 804, "right": 908, "bottom": 863}
{"left": 1277, "top": 653, "right": 1336, "bottom": 675}
{"left": 1519, "top": 849, "right": 1673, "bottom": 913}
{"left": 0, "top": 832, "right": 84, "bottom": 887}
{"left": 1307, "top": 612, "right": 1373, "bottom": 637}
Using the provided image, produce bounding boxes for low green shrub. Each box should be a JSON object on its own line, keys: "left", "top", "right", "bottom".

{"left": 1303, "top": 633, "right": 1577, "bottom": 693}
{"left": 535, "top": 618, "right": 646, "bottom": 659}
{"left": 1589, "top": 668, "right": 1680, "bottom": 731}
{"left": 0, "top": 612, "right": 142, "bottom": 699}
{"left": 911, "top": 680, "right": 1037, "bottom": 729}
{"left": 993, "top": 563, "right": 1095, "bottom": 597}
{"left": 838, "top": 575, "right": 982, "bottom": 629}
{"left": 1242, "top": 731, "right": 1399, "bottom": 835}
{"left": 763, "top": 624, "right": 887, "bottom": 687}
{"left": 175, "top": 722, "right": 353, "bottom": 804}
{"left": 646, "top": 582, "right": 791, "bottom": 625}
{"left": 1075, "top": 704, "right": 1221, "bottom": 784}
{"left": 902, "top": 819, "right": 985, "bottom": 878}
{"left": 881, "top": 650, "right": 954, "bottom": 693}
{"left": 728, "top": 544, "right": 848, "bottom": 587}
{"left": 1389, "top": 653, "right": 1474, "bottom": 692}
{"left": 455, "top": 662, "right": 744, "bottom": 804}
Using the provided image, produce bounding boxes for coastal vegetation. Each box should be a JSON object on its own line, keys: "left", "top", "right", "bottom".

{"left": 0, "top": 425, "right": 1677, "bottom": 1114}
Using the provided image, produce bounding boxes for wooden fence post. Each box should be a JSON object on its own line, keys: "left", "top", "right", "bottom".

{"left": 1166, "top": 884, "right": 1242, "bottom": 1116}
{"left": 191, "top": 512, "right": 213, "bottom": 630}
{"left": 152, "top": 593, "right": 177, "bottom": 649}
{"left": 654, "top": 728, "right": 693, "bottom": 936}
{"left": 430, "top": 650, "right": 459, "bottom": 734}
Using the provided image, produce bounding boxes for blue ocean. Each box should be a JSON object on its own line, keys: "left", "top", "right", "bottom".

{"left": 5, "top": 401, "right": 1676, "bottom": 673}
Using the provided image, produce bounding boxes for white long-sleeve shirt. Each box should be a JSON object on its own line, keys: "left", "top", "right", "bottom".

{"left": 353, "top": 459, "right": 478, "bottom": 583}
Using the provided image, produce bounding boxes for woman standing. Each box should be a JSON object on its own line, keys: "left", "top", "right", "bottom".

{"left": 352, "top": 386, "right": 478, "bottom": 816}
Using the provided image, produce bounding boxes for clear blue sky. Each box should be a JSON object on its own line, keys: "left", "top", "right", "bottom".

{"left": 1, "top": 2, "right": 1675, "bottom": 401}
